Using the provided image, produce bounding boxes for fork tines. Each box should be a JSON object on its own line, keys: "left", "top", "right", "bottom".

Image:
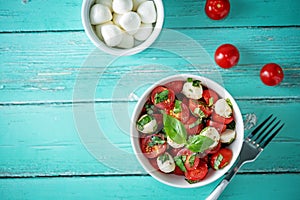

{"left": 247, "top": 114, "right": 285, "bottom": 149}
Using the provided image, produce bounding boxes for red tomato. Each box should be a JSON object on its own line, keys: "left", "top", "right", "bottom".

{"left": 202, "top": 89, "right": 219, "bottom": 105}
{"left": 210, "top": 148, "right": 233, "bottom": 170}
{"left": 149, "top": 158, "right": 159, "bottom": 170}
{"left": 169, "top": 101, "right": 190, "bottom": 123}
{"left": 151, "top": 86, "right": 175, "bottom": 110}
{"left": 176, "top": 148, "right": 193, "bottom": 157}
{"left": 189, "top": 99, "right": 213, "bottom": 117}
{"left": 169, "top": 147, "right": 183, "bottom": 157}
{"left": 260, "top": 63, "right": 284, "bottom": 86}
{"left": 184, "top": 116, "right": 204, "bottom": 135}
{"left": 205, "top": 0, "right": 230, "bottom": 20}
{"left": 184, "top": 154, "right": 200, "bottom": 171}
{"left": 141, "top": 134, "right": 167, "bottom": 158}
{"left": 173, "top": 166, "right": 185, "bottom": 176}
{"left": 215, "top": 44, "right": 240, "bottom": 69}
{"left": 212, "top": 112, "right": 234, "bottom": 125}
{"left": 185, "top": 161, "right": 208, "bottom": 181}
{"left": 207, "top": 120, "right": 226, "bottom": 133}
{"left": 205, "top": 142, "right": 221, "bottom": 154}
{"left": 164, "top": 81, "right": 184, "bottom": 94}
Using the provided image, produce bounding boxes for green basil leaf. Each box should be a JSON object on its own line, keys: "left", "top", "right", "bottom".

{"left": 188, "top": 154, "right": 196, "bottom": 167}
{"left": 187, "top": 78, "right": 193, "bottom": 82}
{"left": 163, "top": 114, "right": 187, "bottom": 145}
{"left": 226, "top": 98, "right": 233, "bottom": 110}
{"left": 208, "top": 97, "right": 214, "bottom": 107}
{"left": 214, "top": 154, "right": 223, "bottom": 170}
{"left": 185, "top": 179, "right": 201, "bottom": 184}
{"left": 188, "top": 118, "right": 202, "bottom": 129}
{"left": 174, "top": 156, "right": 187, "bottom": 172}
{"left": 148, "top": 136, "right": 166, "bottom": 147}
{"left": 154, "top": 90, "right": 169, "bottom": 104}
{"left": 173, "top": 100, "right": 182, "bottom": 114}
{"left": 227, "top": 120, "right": 236, "bottom": 130}
{"left": 158, "top": 153, "right": 170, "bottom": 163}
{"left": 137, "top": 115, "right": 152, "bottom": 131}
{"left": 192, "top": 80, "right": 201, "bottom": 87}
{"left": 186, "top": 135, "right": 214, "bottom": 153}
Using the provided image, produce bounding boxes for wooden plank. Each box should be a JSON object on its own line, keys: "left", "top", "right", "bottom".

{"left": 0, "top": 174, "right": 299, "bottom": 199}
{"left": 1, "top": 28, "right": 299, "bottom": 102}
{"left": 1, "top": 0, "right": 300, "bottom": 32}
{"left": 0, "top": 100, "right": 299, "bottom": 176}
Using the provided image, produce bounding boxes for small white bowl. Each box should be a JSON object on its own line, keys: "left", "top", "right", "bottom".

{"left": 130, "top": 74, "right": 244, "bottom": 188}
{"left": 81, "top": 0, "right": 164, "bottom": 56}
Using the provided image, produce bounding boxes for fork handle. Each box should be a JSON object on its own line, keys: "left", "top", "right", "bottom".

{"left": 206, "top": 179, "right": 229, "bottom": 200}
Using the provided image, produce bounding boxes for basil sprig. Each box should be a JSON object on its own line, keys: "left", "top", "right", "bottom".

{"left": 163, "top": 114, "right": 214, "bottom": 153}
{"left": 154, "top": 90, "right": 169, "bottom": 104}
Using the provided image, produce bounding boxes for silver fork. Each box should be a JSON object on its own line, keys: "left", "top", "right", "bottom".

{"left": 206, "top": 115, "right": 284, "bottom": 200}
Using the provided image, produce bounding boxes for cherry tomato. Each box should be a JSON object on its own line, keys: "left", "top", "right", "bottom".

{"left": 184, "top": 154, "right": 200, "bottom": 171}
{"left": 189, "top": 99, "right": 213, "bottom": 117}
{"left": 207, "top": 120, "right": 226, "bottom": 133}
{"left": 151, "top": 86, "right": 175, "bottom": 110}
{"left": 169, "top": 101, "right": 190, "bottom": 123}
{"left": 202, "top": 89, "right": 219, "bottom": 105}
{"left": 260, "top": 63, "right": 284, "bottom": 86}
{"left": 176, "top": 148, "right": 193, "bottom": 157}
{"left": 210, "top": 148, "right": 233, "bottom": 170}
{"left": 149, "top": 158, "right": 159, "bottom": 170}
{"left": 212, "top": 112, "right": 234, "bottom": 125}
{"left": 215, "top": 44, "right": 240, "bottom": 69}
{"left": 205, "top": 0, "right": 230, "bottom": 20}
{"left": 141, "top": 134, "right": 167, "bottom": 158}
{"left": 173, "top": 166, "right": 185, "bottom": 176}
{"left": 205, "top": 142, "right": 221, "bottom": 154}
{"left": 164, "top": 81, "right": 184, "bottom": 94}
{"left": 169, "top": 147, "right": 183, "bottom": 157}
{"left": 184, "top": 116, "right": 204, "bottom": 135}
{"left": 185, "top": 161, "right": 208, "bottom": 181}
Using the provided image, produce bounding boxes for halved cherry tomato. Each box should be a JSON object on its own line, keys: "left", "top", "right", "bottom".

{"left": 205, "top": 142, "right": 221, "bottom": 154}
{"left": 260, "top": 63, "right": 284, "bottom": 86}
{"left": 205, "top": 0, "right": 230, "bottom": 20}
{"left": 202, "top": 89, "right": 219, "bottom": 105}
{"left": 184, "top": 154, "right": 200, "bottom": 171}
{"left": 184, "top": 116, "right": 204, "bottom": 135}
{"left": 151, "top": 86, "right": 175, "bottom": 110}
{"left": 207, "top": 120, "right": 226, "bottom": 133}
{"left": 210, "top": 148, "right": 233, "bottom": 170}
{"left": 164, "top": 81, "right": 184, "bottom": 94}
{"left": 189, "top": 99, "right": 213, "bottom": 117}
{"left": 215, "top": 44, "right": 240, "bottom": 69}
{"left": 212, "top": 112, "right": 234, "bottom": 125}
{"left": 185, "top": 161, "right": 208, "bottom": 181}
{"left": 169, "top": 101, "right": 190, "bottom": 123}
{"left": 141, "top": 134, "right": 167, "bottom": 158}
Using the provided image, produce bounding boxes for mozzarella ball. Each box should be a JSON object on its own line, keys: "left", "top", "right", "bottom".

{"left": 119, "top": 12, "right": 141, "bottom": 35}
{"left": 137, "top": 1, "right": 157, "bottom": 23}
{"left": 134, "top": 23, "right": 153, "bottom": 41}
{"left": 200, "top": 127, "right": 220, "bottom": 149}
{"left": 220, "top": 129, "right": 236, "bottom": 144}
{"left": 101, "top": 24, "right": 123, "bottom": 46}
{"left": 136, "top": 114, "right": 157, "bottom": 134}
{"left": 112, "top": 0, "right": 133, "bottom": 14}
{"left": 90, "top": 4, "right": 112, "bottom": 25}
{"left": 96, "top": 0, "right": 112, "bottom": 11}
{"left": 95, "top": 21, "right": 113, "bottom": 40}
{"left": 112, "top": 13, "right": 122, "bottom": 26}
{"left": 132, "top": 0, "right": 146, "bottom": 11}
{"left": 117, "top": 32, "right": 134, "bottom": 49}
{"left": 214, "top": 99, "right": 232, "bottom": 118}
{"left": 157, "top": 152, "right": 175, "bottom": 173}
{"left": 167, "top": 136, "right": 185, "bottom": 148}
{"left": 182, "top": 81, "right": 203, "bottom": 99}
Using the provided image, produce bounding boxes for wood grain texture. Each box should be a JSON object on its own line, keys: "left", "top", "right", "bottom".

{"left": 1, "top": 28, "right": 299, "bottom": 102}
{"left": 0, "top": 174, "right": 299, "bottom": 200}
{"left": 0, "top": 101, "right": 299, "bottom": 176}
{"left": 1, "top": 0, "right": 300, "bottom": 32}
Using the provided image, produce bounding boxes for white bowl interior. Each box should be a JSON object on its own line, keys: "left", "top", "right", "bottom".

{"left": 81, "top": 0, "right": 164, "bottom": 56}
{"left": 130, "top": 74, "right": 244, "bottom": 188}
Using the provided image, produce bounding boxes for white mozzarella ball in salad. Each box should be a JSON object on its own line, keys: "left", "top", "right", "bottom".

{"left": 220, "top": 129, "right": 236, "bottom": 144}
{"left": 90, "top": 4, "right": 113, "bottom": 25}
{"left": 156, "top": 152, "right": 175, "bottom": 173}
{"left": 182, "top": 79, "right": 203, "bottom": 100}
{"left": 200, "top": 126, "right": 220, "bottom": 149}
{"left": 214, "top": 99, "right": 232, "bottom": 118}
{"left": 136, "top": 114, "right": 157, "bottom": 134}
{"left": 167, "top": 136, "right": 185, "bottom": 149}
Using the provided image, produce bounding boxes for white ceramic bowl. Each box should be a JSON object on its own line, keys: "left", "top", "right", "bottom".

{"left": 130, "top": 74, "right": 244, "bottom": 188}
{"left": 81, "top": 0, "right": 164, "bottom": 56}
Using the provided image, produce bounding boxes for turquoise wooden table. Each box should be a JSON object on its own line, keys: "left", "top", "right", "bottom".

{"left": 1, "top": 0, "right": 300, "bottom": 199}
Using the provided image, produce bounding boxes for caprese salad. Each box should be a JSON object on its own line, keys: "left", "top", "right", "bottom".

{"left": 136, "top": 78, "right": 236, "bottom": 183}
